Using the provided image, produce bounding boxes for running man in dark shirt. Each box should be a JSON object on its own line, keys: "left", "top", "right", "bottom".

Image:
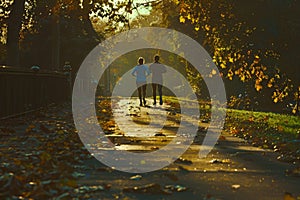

{"left": 149, "top": 55, "right": 166, "bottom": 105}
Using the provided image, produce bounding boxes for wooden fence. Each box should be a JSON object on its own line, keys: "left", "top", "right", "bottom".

{"left": 0, "top": 66, "right": 70, "bottom": 118}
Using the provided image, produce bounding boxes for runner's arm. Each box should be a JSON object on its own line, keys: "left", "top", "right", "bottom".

{"left": 131, "top": 66, "right": 137, "bottom": 76}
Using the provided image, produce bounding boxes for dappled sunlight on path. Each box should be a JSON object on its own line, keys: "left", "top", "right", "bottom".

{"left": 0, "top": 99, "right": 299, "bottom": 199}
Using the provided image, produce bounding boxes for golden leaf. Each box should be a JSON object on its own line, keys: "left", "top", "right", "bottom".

{"left": 292, "top": 108, "right": 297, "bottom": 114}
{"left": 284, "top": 192, "right": 296, "bottom": 200}
{"left": 220, "top": 63, "right": 226, "bottom": 69}
{"left": 179, "top": 16, "right": 185, "bottom": 23}
{"left": 255, "top": 83, "right": 262, "bottom": 91}
{"left": 267, "top": 82, "right": 273, "bottom": 88}
{"left": 227, "top": 70, "right": 233, "bottom": 80}
{"left": 277, "top": 126, "right": 284, "bottom": 132}
{"left": 253, "top": 59, "right": 259, "bottom": 64}
{"left": 205, "top": 24, "right": 210, "bottom": 31}
{"left": 240, "top": 75, "right": 245, "bottom": 82}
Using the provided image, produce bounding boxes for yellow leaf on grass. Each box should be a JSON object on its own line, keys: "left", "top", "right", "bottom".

{"left": 292, "top": 108, "right": 297, "bottom": 114}
{"left": 277, "top": 126, "right": 284, "bottom": 132}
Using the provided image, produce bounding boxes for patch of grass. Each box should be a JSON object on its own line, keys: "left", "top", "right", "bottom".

{"left": 165, "top": 96, "right": 300, "bottom": 161}
{"left": 225, "top": 109, "right": 300, "bottom": 162}
{"left": 226, "top": 109, "right": 300, "bottom": 138}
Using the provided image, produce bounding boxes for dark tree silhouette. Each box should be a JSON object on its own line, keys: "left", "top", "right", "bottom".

{"left": 6, "top": 0, "right": 25, "bottom": 67}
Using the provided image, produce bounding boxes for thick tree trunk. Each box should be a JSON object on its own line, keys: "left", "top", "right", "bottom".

{"left": 6, "top": 0, "right": 25, "bottom": 67}
{"left": 81, "top": 1, "right": 101, "bottom": 42}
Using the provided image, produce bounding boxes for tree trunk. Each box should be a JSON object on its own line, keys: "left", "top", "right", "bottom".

{"left": 296, "top": 91, "right": 300, "bottom": 115}
{"left": 6, "top": 0, "right": 25, "bottom": 67}
{"left": 52, "top": 16, "right": 60, "bottom": 70}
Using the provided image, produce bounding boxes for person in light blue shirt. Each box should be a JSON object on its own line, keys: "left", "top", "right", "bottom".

{"left": 131, "top": 57, "right": 150, "bottom": 106}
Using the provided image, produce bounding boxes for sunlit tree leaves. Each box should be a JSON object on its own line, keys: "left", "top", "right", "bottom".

{"left": 155, "top": 0, "right": 300, "bottom": 114}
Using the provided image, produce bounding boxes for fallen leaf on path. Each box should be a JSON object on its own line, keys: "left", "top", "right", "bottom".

{"left": 175, "top": 157, "right": 193, "bottom": 165}
{"left": 130, "top": 175, "right": 142, "bottom": 180}
{"left": 165, "top": 184, "right": 187, "bottom": 192}
{"left": 219, "top": 135, "right": 226, "bottom": 140}
{"left": 151, "top": 146, "right": 160, "bottom": 150}
{"left": 284, "top": 192, "right": 296, "bottom": 200}
{"left": 123, "top": 183, "right": 171, "bottom": 194}
{"left": 26, "top": 124, "right": 36, "bottom": 133}
{"left": 72, "top": 172, "right": 85, "bottom": 178}
{"left": 74, "top": 185, "right": 104, "bottom": 194}
{"left": 231, "top": 184, "right": 240, "bottom": 190}
{"left": 209, "top": 159, "right": 231, "bottom": 164}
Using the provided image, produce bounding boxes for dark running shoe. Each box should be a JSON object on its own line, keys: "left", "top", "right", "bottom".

{"left": 159, "top": 99, "right": 163, "bottom": 105}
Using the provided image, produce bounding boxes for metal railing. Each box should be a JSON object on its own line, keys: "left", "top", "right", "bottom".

{"left": 0, "top": 66, "right": 70, "bottom": 119}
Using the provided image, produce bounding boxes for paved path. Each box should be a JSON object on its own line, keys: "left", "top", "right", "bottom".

{"left": 85, "top": 97, "right": 300, "bottom": 199}
{"left": 0, "top": 98, "right": 299, "bottom": 199}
